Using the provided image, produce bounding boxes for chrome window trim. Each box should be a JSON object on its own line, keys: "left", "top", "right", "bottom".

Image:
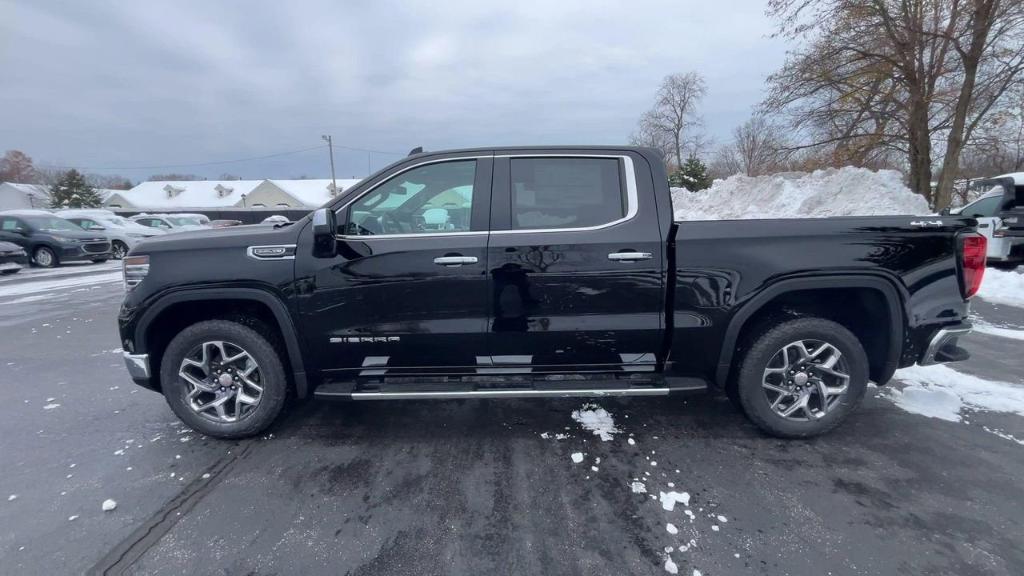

{"left": 493, "top": 154, "right": 638, "bottom": 235}
{"left": 335, "top": 153, "right": 637, "bottom": 240}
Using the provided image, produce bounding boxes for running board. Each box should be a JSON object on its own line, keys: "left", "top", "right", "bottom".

{"left": 313, "top": 377, "right": 707, "bottom": 401}
{"left": 346, "top": 388, "right": 670, "bottom": 400}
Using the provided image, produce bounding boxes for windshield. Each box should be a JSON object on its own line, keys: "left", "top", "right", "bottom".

{"left": 167, "top": 216, "right": 203, "bottom": 226}
{"left": 23, "top": 216, "right": 83, "bottom": 232}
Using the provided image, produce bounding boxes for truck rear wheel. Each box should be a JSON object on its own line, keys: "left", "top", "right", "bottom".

{"left": 160, "top": 320, "right": 287, "bottom": 439}
{"left": 736, "top": 317, "right": 868, "bottom": 438}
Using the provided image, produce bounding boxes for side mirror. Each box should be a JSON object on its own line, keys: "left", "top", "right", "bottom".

{"left": 312, "top": 208, "right": 337, "bottom": 258}
{"left": 939, "top": 207, "right": 951, "bottom": 216}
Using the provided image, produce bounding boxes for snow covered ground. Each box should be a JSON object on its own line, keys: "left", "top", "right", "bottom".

{"left": 977, "top": 268, "right": 1024, "bottom": 308}
{"left": 0, "top": 261, "right": 121, "bottom": 305}
{"left": 672, "top": 167, "right": 931, "bottom": 220}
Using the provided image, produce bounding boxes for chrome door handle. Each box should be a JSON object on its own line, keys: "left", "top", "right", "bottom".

{"left": 433, "top": 256, "right": 478, "bottom": 266}
{"left": 608, "top": 252, "right": 653, "bottom": 262}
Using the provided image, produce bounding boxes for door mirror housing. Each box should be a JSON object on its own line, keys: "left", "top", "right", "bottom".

{"left": 940, "top": 207, "right": 951, "bottom": 216}
{"left": 312, "top": 208, "right": 337, "bottom": 258}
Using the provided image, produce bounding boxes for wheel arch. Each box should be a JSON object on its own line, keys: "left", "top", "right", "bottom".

{"left": 716, "top": 275, "right": 905, "bottom": 388}
{"left": 136, "top": 287, "right": 310, "bottom": 398}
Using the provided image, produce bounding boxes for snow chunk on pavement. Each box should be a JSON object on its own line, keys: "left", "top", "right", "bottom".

{"left": 672, "top": 167, "right": 929, "bottom": 221}
{"left": 659, "top": 491, "right": 690, "bottom": 511}
{"left": 885, "top": 364, "right": 1024, "bottom": 422}
{"left": 43, "top": 403, "right": 60, "bottom": 410}
{"left": 102, "top": 499, "right": 117, "bottom": 512}
{"left": 972, "top": 320, "right": 1024, "bottom": 341}
{"left": 977, "top": 269, "right": 1024, "bottom": 308}
{"left": 664, "top": 556, "right": 679, "bottom": 574}
{"left": 7, "top": 494, "right": 16, "bottom": 501}
{"left": 666, "top": 522, "right": 678, "bottom": 534}
{"left": 630, "top": 481, "right": 647, "bottom": 494}
{"left": 571, "top": 403, "right": 620, "bottom": 441}
{"left": 571, "top": 452, "right": 584, "bottom": 464}
{"left": 716, "top": 514, "right": 728, "bottom": 523}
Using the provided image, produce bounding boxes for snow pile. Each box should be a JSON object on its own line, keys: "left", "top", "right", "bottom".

{"left": 885, "top": 364, "right": 1024, "bottom": 422}
{"left": 571, "top": 403, "right": 620, "bottom": 441}
{"left": 672, "top": 167, "right": 930, "bottom": 220}
{"left": 977, "top": 269, "right": 1024, "bottom": 308}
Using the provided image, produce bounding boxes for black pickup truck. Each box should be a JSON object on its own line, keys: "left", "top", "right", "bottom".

{"left": 117, "top": 146, "right": 986, "bottom": 439}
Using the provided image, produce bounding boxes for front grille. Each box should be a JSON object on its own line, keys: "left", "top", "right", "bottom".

{"left": 83, "top": 242, "right": 110, "bottom": 254}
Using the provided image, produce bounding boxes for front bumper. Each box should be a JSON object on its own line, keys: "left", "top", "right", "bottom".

{"left": 123, "top": 351, "right": 151, "bottom": 380}
{"left": 60, "top": 241, "right": 113, "bottom": 262}
{"left": 919, "top": 322, "right": 972, "bottom": 365}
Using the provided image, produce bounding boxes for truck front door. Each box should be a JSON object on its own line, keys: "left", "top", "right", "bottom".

{"left": 297, "top": 155, "right": 494, "bottom": 380}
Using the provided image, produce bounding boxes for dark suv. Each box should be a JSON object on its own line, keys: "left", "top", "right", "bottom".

{"left": 0, "top": 212, "right": 112, "bottom": 267}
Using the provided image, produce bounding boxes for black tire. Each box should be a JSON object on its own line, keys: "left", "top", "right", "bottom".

{"left": 111, "top": 240, "right": 128, "bottom": 260}
{"left": 32, "top": 246, "right": 58, "bottom": 268}
{"left": 160, "top": 319, "right": 288, "bottom": 439}
{"left": 91, "top": 258, "right": 108, "bottom": 263}
{"left": 736, "top": 317, "right": 868, "bottom": 438}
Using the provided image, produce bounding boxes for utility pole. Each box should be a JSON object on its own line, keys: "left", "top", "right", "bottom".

{"left": 322, "top": 134, "right": 337, "bottom": 195}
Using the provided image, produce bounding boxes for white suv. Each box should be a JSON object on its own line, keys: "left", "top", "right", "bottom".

{"left": 58, "top": 209, "right": 165, "bottom": 259}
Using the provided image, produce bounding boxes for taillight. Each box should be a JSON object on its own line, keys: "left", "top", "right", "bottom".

{"left": 960, "top": 233, "right": 986, "bottom": 299}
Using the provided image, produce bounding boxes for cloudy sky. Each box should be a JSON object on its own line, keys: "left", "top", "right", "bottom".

{"left": 0, "top": 0, "right": 788, "bottom": 181}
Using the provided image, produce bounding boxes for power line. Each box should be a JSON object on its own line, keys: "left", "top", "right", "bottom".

{"left": 38, "top": 143, "right": 405, "bottom": 172}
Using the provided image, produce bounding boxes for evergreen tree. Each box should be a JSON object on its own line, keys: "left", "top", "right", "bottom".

{"left": 50, "top": 169, "right": 104, "bottom": 208}
{"left": 670, "top": 156, "right": 712, "bottom": 191}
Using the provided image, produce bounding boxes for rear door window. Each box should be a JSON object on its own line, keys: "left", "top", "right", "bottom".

{"left": 509, "top": 157, "right": 626, "bottom": 230}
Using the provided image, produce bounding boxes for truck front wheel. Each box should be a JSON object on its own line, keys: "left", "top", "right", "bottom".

{"left": 160, "top": 320, "right": 288, "bottom": 439}
{"left": 736, "top": 318, "right": 868, "bottom": 438}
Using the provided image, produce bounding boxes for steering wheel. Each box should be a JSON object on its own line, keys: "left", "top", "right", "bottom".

{"left": 380, "top": 212, "right": 404, "bottom": 234}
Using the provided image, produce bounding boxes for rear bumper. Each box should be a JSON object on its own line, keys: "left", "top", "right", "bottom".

{"left": 0, "top": 252, "right": 29, "bottom": 271}
{"left": 919, "top": 322, "right": 972, "bottom": 365}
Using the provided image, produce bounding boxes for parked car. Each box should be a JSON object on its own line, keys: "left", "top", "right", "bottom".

{"left": 130, "top": 214, "right": 208, "bottom": 233}
{"left": 949, "top": 174, "right": 1024, "bottom": 268}
{"left": 0, "top": 240, "right": 28, "bottom": 274}
{"left": 118, "top": 146, "right": 982, "bottom": 440}
{"left": 0, "top": 210, "right": 112, "bottom": 267}
{"left": 58, "top": 209, "right": 165, "bottom": 259}
{"left": 261, "top": 215, "right": 291, "bottom": 225}
{"left": 209, "top": 219, "right": 243, "bottom": 228}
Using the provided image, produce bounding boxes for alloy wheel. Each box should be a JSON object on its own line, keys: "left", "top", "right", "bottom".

{"left": 761, "top": 339, "right": 850, "bottom": 421}
{"left": 34, "top": 248, "right": 54, "bottom": 267}
{"left": 178, "top": 340, "right": 263, "bottom": 423}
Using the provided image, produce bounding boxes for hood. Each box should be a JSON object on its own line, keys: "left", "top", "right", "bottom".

{"left": 45, "top": 228, "right": 108, "bottom": 241}
{"left": 0, "top": 241, "right": 25, "bottom": 253}
{"left": 134, "top": 222, "right": 300, "bottom": 254}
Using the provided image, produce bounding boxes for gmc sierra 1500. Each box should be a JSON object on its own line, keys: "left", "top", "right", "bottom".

{"left": 117, "top": 146, "right": 986, "bottom": 439}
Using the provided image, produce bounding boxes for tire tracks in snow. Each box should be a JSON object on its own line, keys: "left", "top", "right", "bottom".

{"left": 87, "top": 441, "right": 255, "bottom": 576}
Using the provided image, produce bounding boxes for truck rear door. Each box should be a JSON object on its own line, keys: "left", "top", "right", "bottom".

{"left": 485, "top": 152, "right": 665, "bottom": 373}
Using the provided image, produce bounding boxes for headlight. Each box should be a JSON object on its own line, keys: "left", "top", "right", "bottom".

{"left": 1004, "top": 216, "right": 1019, "bottom": 224}
{"left": 126, "top": 232, "right": 148, "bottom": 238}
{"left": 123, "top": 255, "right": 149, "bottom": 290}
{"left": 52, "top": 236, "right": 80, "bottom": 243}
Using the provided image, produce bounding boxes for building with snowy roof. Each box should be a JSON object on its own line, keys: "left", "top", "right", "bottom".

{"left": 104, "top": 178, "right": 364, "bottom": 210}
{"left": 0, "top": 182, "right": 51, "bottom": 210}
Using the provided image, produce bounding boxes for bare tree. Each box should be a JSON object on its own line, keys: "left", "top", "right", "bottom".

{"left": 765, "top": 0, "right": 1024, "bottom": 208}
{"left": 0, "top": 150, "right": 38, "bottom": 183}
{"left": 631, "top": 72, "right": 708, "bottom": 169}
{"left": 721, "top": 115, "right": 791, "bottom": 176}
{"left": 148, "top": 173, "right": 201, "bottom": 181}
{"left": 629, "top": 110, "right": 675, "bottom": 166}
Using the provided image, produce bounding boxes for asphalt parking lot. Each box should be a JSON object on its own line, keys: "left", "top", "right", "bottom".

{"left": 1, "top": 263, "right": 1023, "bottom": 576}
